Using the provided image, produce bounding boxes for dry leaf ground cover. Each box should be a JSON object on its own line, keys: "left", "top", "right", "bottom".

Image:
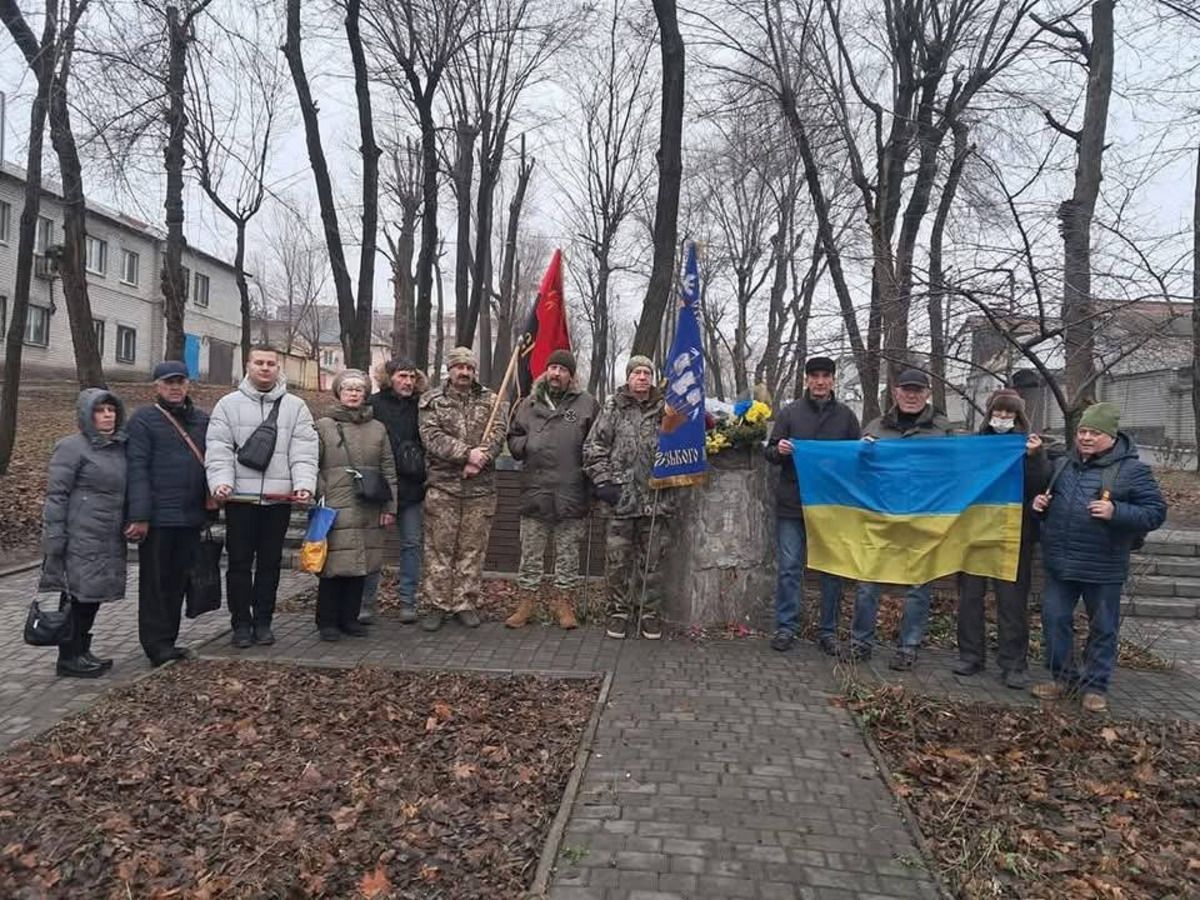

{"left": 0, "top": 660, "right": 598, "bottom": 898}
{"left": 848, "top": 683, "right": 1200, "bottom": 899}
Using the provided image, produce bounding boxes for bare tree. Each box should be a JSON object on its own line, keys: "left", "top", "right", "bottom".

{"left": 492, "top": 136, "right": 535, "bottom": 385}
{"left": 261, "top": 202, "right": 331, "bottom": 357}
{"left": 381, "top": 140, "right": 422, "bottom": 359}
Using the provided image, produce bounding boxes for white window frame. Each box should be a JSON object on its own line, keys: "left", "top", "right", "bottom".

{"left": 120, "top": 249, "right": 140, "bottom": 286}
{"left": 0, "top": 200, "right": 11, "bottom": 244}
{"left": 180, "top": 264, "right": 191, "bottom": 300}
{"left": 93, "top": 319, "right": 105, "bottom": 359}
{"left": 193, "top": 271, "right": 210, "bottom": 308}
{"left": 115, "top": 324, "right": 136, "bottom": 364}
{"left": 35, "top": 216, "right": 53, "bottom": 254}
{"left": 85, "top": 235, "right": 108, "bottom": 275}
{"left": 24, "top": 305, "right": 50, "bottom": 347}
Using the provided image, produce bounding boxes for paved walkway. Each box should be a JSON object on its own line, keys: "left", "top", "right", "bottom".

{"left": 3, "top": 563, "right": 1200, "bottom": 900}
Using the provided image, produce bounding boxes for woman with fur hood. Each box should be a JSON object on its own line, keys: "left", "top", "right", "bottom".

{"left": 954, "top": 388, "right": 1051, "bottom": 688}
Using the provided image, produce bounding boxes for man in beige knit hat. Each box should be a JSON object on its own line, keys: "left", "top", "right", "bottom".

{"left": 417, "top": 346, "right": 507, "bottom": 630}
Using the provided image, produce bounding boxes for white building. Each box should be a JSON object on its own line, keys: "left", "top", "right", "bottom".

{"left": 0, "top": 163, "right": 242, "bottom": 384}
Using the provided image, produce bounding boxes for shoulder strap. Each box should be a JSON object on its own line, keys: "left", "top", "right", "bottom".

{"left": 1046, "top": 456, "right": 1070, "bottom": 494}
{"left": 334, "top": 421, "right": 355, "bottom": 469}
{"left": 1099, "top": 459, "right": 1124, "bottom": 497}
{"left": 156, "top": 405, "right": 205, "bottom": 468}
{"left": 266, "top": 396, "right": 283, "bottom": 423}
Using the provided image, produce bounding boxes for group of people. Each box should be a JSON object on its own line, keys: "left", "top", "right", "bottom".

{"left": 765, "top": 357, "right": 1167, "bottom": 712}
{"left": 38, "top": 345, "right": 1167, "bottom": 712}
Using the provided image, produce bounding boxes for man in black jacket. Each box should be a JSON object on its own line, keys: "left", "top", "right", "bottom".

{"left": 362, "top": 358, "right": 428, "bottom": 623}
{"left": 763, "top": 357, "right": 861, "bottom": 653}
{"left": 126, "top": 361, "right": 211, "bottom": 666}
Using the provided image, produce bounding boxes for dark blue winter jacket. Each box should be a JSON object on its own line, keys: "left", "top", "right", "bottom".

{"left": 1039, "top": 433, "right": 1166, "bottom": 583}
{"left": 126, "top": 397, "right": 211, "bottom": 528}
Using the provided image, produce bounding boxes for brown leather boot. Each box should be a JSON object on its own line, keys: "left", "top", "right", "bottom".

{"left": 551, "top": 591, "right": 578, "bottom": 630}
{"left": 504, "top": 592, "right": 537, "bottom": 629}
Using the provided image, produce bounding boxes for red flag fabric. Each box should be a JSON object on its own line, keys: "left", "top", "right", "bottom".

{"left": 519, "top": 249, "right": 571, "bottom": 394}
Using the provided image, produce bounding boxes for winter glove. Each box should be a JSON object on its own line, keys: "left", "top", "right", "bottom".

{"left": 594, "top": 483, "right": 622, "bottom": 506}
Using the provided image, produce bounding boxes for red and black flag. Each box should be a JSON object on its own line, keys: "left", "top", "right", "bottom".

{"left": 518, "top": 248, "right": 571, "bottom": 395}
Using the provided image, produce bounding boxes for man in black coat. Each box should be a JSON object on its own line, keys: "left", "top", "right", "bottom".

{"left": 361, "top": 358, "right": 428, "bottom": 623}
{"left": 126, "top": 361, "right": 211, "bottom": 666}
{"left": 763, "top": 357, "right": 861, "bottom": 654}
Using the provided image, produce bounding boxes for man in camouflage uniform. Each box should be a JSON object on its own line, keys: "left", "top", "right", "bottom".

{"left": 583, "top": 355, "right": 674, "bottom": 640}
{"left": 418, "top": 346, "right": 508, "bottom": 630}
{"left": 506, "top": 349, "right": 599, "bottom": 630}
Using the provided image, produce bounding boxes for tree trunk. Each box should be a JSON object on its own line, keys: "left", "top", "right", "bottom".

{"left": 414, "top": 105, "right": 439, "bottom": 369}
{"left": 346, "top": 0, "right": 379, "bottom": 370}
{"left": 433, "top": 248, "right": 446, "bottom": 378}
{"left": 235, "top": 220, "right": 251, "bottom": 371}
{"left": 452, "top": 118, "right": 477, "bottom": 345}
{"left": 631, "top": 0, "right": 684, "bottom": 358}
{"left": 589, "top": 262, "right": 611, "bottom": 398}
{"left": 162, "top": 4, "right": 189, "bottom": 364}
{"left": 1060, "top": 0, "right": 1114, "bottom": 425}
{"left": 391, "top": 213, "right": 416, "bottom": 359}
{"left": 494, "top": 143, "right": 533, "bottom": 391}
{"left": 0, "top": 2, "right": 54, "bottom": 474}
{"left": 927, "top": 121, "right": 971, "bottom": 414}
{"left": 49, "top": 19, "right": 103, "bottom": 387}
{"left": 1192, "top": 142, "right": 1200, "bottom": 470}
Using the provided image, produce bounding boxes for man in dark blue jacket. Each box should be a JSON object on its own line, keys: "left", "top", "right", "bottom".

{"left": 763, "top": 356, "right": 861, "bottom": 654}
{"left": 126, "top": 361, "right": 211, "bottom": 666}
{"left": 1031, "top": 402, "right": 1166, "bottom": 712}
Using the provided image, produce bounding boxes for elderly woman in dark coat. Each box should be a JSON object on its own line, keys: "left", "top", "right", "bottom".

{"left": 313, "top": 369, "right": 398, "bottom": 640}
{"left": 40, "top": 388, "right": 134, "bottom": 678}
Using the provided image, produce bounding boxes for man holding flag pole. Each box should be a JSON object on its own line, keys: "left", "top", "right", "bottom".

{"left": 584, "top": 242, "right": 707, "bottom": 640}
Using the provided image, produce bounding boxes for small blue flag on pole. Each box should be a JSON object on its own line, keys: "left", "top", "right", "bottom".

{"left": 650, "top": 242, "right": 708, "bottom": 488}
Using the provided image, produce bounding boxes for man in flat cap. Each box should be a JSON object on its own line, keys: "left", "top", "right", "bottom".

{"left": 418, "top": 346, "right": 507, "bottom": 630}
{"left": 125, "top": 361, "right": 211, "bottom": 666}
{"left": 583, "top": 354, "right": 674, "bottom": 641}
{"left": 848, "top": 368, "right": 955, "bottom": 670}
{"left": 505, "top": 349, "right": 599, "bottom": 629}
{"left": 764, "top": 356, "right": 861, "bottom": 654}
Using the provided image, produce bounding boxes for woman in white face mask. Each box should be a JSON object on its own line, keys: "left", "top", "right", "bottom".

{"left": 954, "top": 389, "right": 1051, "bottom": 688}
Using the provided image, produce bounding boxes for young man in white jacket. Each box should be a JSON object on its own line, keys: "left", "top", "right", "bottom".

{"left": 206, "top": 346, "right": 319, "bottom": 647}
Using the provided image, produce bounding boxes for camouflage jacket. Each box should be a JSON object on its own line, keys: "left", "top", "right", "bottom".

{"left": 419, "top": 379, "right": 508, "bottom": 498}
{"left": 583, "top": 385, "right": 674, "bottom": 519}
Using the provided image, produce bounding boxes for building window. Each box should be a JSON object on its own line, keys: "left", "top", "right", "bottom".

{"left": 35, "top": 216, "right": 53, "bottom": 253}
{"left": 194, "top": 272, "right": 210, "bottom": 308}
{"left": 93, "top": 319, "right": 105, "bottom": 359}
{"left": 121, "top": 249, "right": 139, "bottom": 286}
{"left": 0, "top": 296, "right": 6, "bottom": 338}
{"left": 181, "top": 265, "right": 191, "bottom": 299}
{"left": 85, "top": 236, "right": 108, "bottom": 275}
{"left": 25, "top": 305, "right": 50, "bottom": 347}
{"left": 116, "top": 325, "right": 136, "bottom": 364}
{"left": 0, "top": 201, "right": 10, "bottom": 243}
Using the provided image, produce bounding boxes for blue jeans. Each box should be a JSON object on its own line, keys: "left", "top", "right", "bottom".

{"left": 774, "top": 517, "right": 845, "bottom": 638}
{"left": 362, "top": 503, "right": 424, "bottom": 610}
{"left": 1040, "top": 574, "right": 1122, "bottom": 695}
{"left": 851, "top": 582, "right": 932, "bottom": 650}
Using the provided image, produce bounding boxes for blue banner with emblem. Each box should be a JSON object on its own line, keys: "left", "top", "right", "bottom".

{"left": 649, "top": 242, "right": 708, "bottom": 488}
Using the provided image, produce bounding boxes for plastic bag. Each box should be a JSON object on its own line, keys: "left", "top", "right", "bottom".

{"left": 298, "top": 504, "right": 337, "bottom": 574}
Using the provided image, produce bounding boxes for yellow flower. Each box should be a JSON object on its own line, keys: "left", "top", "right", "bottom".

{"left": 744, "top": 401, "right": 772, "bottom": 425}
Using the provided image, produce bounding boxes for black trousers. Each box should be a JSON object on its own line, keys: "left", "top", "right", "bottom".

{"left": 316, "top": 576, "right": 366, "bottom": 631}
{"left": 57, "top": 595, "right": 99, "bottom": 661}
{"left": 225, "top": 503, "right": 292, "bottom": 631}
{"left": 138, "top": 526, "right": 200, "bottom": 659}
{"left": 957, "top": 540, "right": 1035, "bottom": 672}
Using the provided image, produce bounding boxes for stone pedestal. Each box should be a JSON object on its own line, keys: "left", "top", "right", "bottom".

{"left": 663, "top": 447, "right": 776, "bottom": 628}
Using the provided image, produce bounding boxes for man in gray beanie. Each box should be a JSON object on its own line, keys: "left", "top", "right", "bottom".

{"left": 583, "top": 354, "right": 674, "bottom": 640}
{"left": 506, "top": 348, "right": 599, "bottom": 629}
{"left": 418, "top": 346, "right": 507, "bottom": 630}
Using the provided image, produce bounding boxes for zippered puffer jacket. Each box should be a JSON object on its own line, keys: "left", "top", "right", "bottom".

{"left": 1039, "top": 433, "right": 1167, "bottom": 583}
{"left": 126, "top": 397, "right": 210, "bottom": 528}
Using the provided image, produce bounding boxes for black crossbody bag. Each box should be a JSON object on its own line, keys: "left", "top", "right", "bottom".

{"left": 336, "top": 422, "right": 393, "bottom": 506}
{"left": 236, "top": 398, "right": 283, "bottom": 471}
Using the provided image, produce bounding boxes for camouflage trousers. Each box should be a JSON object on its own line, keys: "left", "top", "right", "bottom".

{"left": 421, "top": 487, "right": 496, "bottom": 613}
{"left": 605, "top": 515, "right": 671, "bottom": 616}
{"left": 518, "top": 516, "right": 588, "bottom": 591}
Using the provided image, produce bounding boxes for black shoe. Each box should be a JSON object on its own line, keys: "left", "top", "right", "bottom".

{"left": 232, "top": 626, "right": 254, "bottom": 648}
{"left": 56, "top": 655, "right": 106, "bottom": 679}
{"left": 81, "top": 637, "right": 113, "bottom": 671}
{"left": 148, "top": 646, "right": 190, "bottom": 668}
{"left": 319, "top": 627, "right": 341, "bottom": 642}
{"left": 1003, "top": 668, "right": 1031, "bottom": 690}
{"left": 605, "top": 613, "right": 629, "bottom": 640}
{"left": 254, "top": 626, "right": 276, "bottom": 646}
{"left": 455, "top": 609, "right": 481, "bottom": 629}
{"left": 640, "top": 613, "right": 662, "bottom": 640}
{"left": 397, "top": 606, "right": 418, "bottom": 625}
{"left": 816, "top": 635, "right": 839, "bottom": 657}
{"left": 889, "top": 648, "right": 917, "bottom": 671}
{"left": 952, "top": 658, "right": 983, "bottom": 676}
{"left": 421, "top": 611, "right": 444, "bottom": 632}
{"left": 838, "top": 642, "right": 871, "bottom": 663}
{"left": 771, "top": 630, "right": 794, "bottom": 652}
{"left": 341, "top": 621, "right": 369, "bottom": 637}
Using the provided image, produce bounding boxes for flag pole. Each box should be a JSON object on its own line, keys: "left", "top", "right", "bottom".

{"left": 483, "top": 335, "right": 526, "bottom": 443}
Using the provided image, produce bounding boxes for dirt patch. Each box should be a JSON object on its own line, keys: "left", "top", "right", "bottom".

{"left": 0, "top": 659, "right": 597, "bottom": 898}
{"left": 1154, "top": 468, "right": 1200, "bottom": 528}
{"left": 0, "top": 383, "right": 331, "bottom": 562}
{"left": 846, "top": 683, "right": 1200, "bottom": 899}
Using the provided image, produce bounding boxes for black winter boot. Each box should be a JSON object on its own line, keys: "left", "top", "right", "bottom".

{"left": 81, "top": 634, "right": 113, "bottom": 671}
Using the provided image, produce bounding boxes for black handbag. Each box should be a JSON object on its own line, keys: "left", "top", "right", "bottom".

{"left": 336, "top": 423, "right": 393, "bottom": 506}
{"left": 236, "top": 398, "right": 283, "bottom": 471}
{"left": 24, "top": 598, "right": 73, "bottom": 647}
{"left": 185, "top": 528, "right": 224, "bottom": 619}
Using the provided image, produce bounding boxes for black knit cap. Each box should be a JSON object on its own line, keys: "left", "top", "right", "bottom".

{"left": 804, "top": 356, "right": 836, "bottom": 375}
{"left": 547, "top": 349, "right": 577, "bottom": 375}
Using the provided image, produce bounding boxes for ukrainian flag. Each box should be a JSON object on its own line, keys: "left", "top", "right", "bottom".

{"left": 791, "top": 434, "right": 1026, "bottom": 584}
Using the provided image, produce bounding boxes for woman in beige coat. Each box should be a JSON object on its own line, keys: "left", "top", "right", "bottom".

{"left": 314, "top": 370, "right": 398, "bottom": 640}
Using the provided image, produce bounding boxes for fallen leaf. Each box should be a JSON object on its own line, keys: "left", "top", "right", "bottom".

{"left": 359, "top": 864, "right": 391, "bottom": 899}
